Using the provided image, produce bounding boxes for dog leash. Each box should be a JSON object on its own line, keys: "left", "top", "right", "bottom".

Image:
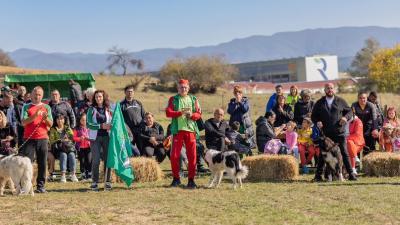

{"left": 16, "top": 115, "right": 48, "bottom": 152}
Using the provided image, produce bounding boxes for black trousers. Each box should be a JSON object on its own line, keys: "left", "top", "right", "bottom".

{"left": 316, "top": 135, "right": 352, "bottom": 177}
{"left": 143, "top": 144, "right": 167, "bottom": 163}
{"left": 364, "top": 134, "right": 376, "bottom": 154}
{"left": 78, "top": 148, "right": 92, "bottom": 174}
{"left": 19, "top": 139, "right": 48, "bottom": 189}
{"left": 17, "top": 125, "right": 24, "bottom": 147}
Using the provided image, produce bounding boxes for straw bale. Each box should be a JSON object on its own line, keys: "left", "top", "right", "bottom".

{"left": 242, "top": 155, "right": 298, "bottom": 181}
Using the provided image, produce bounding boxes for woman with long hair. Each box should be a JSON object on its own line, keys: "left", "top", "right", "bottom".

{"left": 87, "top": 90, "right": 113, "bottom": 191}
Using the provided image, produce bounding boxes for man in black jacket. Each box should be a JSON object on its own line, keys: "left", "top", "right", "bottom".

{"left": 120, "top": 85, "right": 145, "bottom": 150}
{"left": 204, "top": 108, "right": 230, "bottom": 151}
{"left": 49, "top": 89, "right": 76, "bottom": 128}
{"left": 311, "top": 83, "right": 357, "bottom": 181}
{"left": 294, "top": 89, "right": 314, "bottom": 126}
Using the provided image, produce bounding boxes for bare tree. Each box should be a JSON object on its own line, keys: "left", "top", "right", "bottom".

{"left": 0, "top": 49, "right": 16, "bottom": 67}
{"left": 107, "top": 46, "right": 143, "bottom": 76}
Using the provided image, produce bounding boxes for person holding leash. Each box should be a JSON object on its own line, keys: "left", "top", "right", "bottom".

{"left": 311, "top": 83, "right": 357, "bottom": 181}
{"left": 19, "top": 86, "right": 53, "bottom": 193}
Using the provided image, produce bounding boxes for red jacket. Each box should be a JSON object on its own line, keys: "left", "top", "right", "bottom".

{"left": 347, "top": 117, "right": 365, "bottom": 146}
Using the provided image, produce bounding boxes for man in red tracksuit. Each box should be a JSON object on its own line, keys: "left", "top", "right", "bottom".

{"left": 166, "top": 79, "right": 201, "bottom": 188}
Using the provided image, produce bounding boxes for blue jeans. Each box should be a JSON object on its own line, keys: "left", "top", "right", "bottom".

{"left": 59, "top": 152, "right": 76, "bottom": 173}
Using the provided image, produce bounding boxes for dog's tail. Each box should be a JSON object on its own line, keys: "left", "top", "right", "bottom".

{"left": 20, "top": 157, "right": 34, "bottom": 196}
{"left": 232, "top": 153, "right": 249, "bottom": 179}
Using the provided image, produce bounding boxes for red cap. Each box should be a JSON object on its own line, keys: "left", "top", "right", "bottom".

{"left": 178, "top": 79, "right": 189, "bottom": 85}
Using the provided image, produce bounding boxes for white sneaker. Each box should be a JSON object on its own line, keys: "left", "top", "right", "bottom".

{"left": 60, "top": 175, "right": 67, "bottom": 183}
{"left": 71, "top": 174, "right": 79, "bottom": 182}
{"left": 352, "top": 168, "right": 358, "bottom": 175}
{"left": 355, "top": 156, "right": 360, "bottom": 163}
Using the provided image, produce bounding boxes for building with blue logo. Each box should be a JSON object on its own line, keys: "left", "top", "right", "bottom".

{"left": 234, "top": 55, "right": 339, "bottom": 83}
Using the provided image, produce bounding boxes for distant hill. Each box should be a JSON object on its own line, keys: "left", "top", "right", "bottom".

{"left": 8, "top": 26, "right": 400, "bottom": 73}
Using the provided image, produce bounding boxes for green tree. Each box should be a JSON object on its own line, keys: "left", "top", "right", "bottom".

{"left": 368, "top": 44, "right": 400, "bottom": 92}
{"left": 159, "top": 55, "right": 237, "bottom": 93}
{"left": 350, "top": 38, "right": 380, "bottom": 78}
{"left": 0, "top": 49, "right": 16, "bottom": 67}
{"left": 107, "top": 46, "right": 144, "bottom": 76}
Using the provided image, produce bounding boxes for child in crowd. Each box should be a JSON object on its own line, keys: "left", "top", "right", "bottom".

{"left": 285, "top": 121, "right": 298, "bottom": 157}
{"left": 347, "top": 112, "right": 365, "bottom": 175}
{"left": 298, "top": 118, "right": 319, "bottom": 174}
{"left": 73, "top": 113, "right": 92, "bottom": 180}
{"left": 392, "top": 127, "right": 400, "bottom": 153}
{"left": 226, "top": 121, "right": 252, "bottom": 156}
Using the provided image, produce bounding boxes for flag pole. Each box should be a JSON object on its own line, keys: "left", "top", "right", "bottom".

{"left": 104, "top": 167, "right": 108, "bottom": 191}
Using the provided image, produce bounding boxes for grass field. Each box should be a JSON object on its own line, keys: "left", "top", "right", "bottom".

{"left": 1, "top": 75, "right": 400, "bottom": 225}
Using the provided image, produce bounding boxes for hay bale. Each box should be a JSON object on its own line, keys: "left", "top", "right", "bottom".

{"left": 242, "top": 155, "right": 298, "bottom": 181}
{"left": 363, "top": 152, "right": 400, "bottom": 177}
{"left": 130, "top": 157, "right": 164, "bottom": 182}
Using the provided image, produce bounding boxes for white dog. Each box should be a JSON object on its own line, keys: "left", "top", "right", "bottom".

{"left": 0, "top": 154, "right": 34, "bottom": 196}
{"left": 204, "top": 150, "right": 248, "bottom": 189}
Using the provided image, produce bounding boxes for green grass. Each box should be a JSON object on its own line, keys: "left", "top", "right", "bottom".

{"left": 1, "top": 175, "right": 400, "bottom": 225}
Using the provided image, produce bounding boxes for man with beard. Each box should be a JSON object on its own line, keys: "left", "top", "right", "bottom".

{"left": 311, "top": 83, "right": 357, "bottom": 181}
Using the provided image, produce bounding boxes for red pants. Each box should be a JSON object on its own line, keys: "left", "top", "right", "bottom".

{"left": 347, "top": 140, "right": 363, "bottom": 168}
{"left": 298, "top": 143, "right": 319, "bottom": 166}
{"left": 171, "top": 131, "right": 197, "bottom": 179}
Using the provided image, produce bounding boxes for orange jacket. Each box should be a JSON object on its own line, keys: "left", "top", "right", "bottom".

{"left": 347, "top": 117, "right": 365, "bottom": 146}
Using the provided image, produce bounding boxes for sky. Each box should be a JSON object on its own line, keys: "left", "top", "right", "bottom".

{"left": 1, "top": 0, "right": 399, "bottom": 53}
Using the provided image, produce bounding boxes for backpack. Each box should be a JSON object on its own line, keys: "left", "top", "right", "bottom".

{"left": 264, "top": 139, "right": 284, "bottom": 154}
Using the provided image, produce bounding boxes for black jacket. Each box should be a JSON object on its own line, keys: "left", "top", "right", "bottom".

{"left": 138, "top": 122, "right": 164, "bottom": 148}
{"left": 69, "top": 83, "right": 83, "bottom": 105}
{"left": 255, "top": 116, "right": 276, "bottom": 153}
{"left": 49, "top": 101, "right": 76, "bottom": 129}
{"left": 272, "top": 104, "right": 294, "bottom": 127}
{"left": 311, "top": 96, "right": 352, "bottom": 137}
{"left": 204, "top": 118, "right": 230, "bottom": 150}
{"left": 120, "top": 99, "right": 145, "bottom": 134}
{"left": 351, "top": 102, "right": 378, "bottom": 136}
{"left": 294, "top": 100, "right": 314, "bottom": 126}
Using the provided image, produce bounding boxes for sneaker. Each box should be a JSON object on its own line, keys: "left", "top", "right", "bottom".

{"left": 313, "top": 175, "right": 323, "bottom": 182}
{"left": 105, "top": 182, "right": 112, "bottom": 191}
{"left": 90, "top": 182, "right": 99, "bottom": 191}
{"left": 47, "top": 174, "right": 56, "bottom": 182}
{"left": 352, "top": 168, "right": 358, "bottom": 175}
{"left": 60, "top": 175, "right": 67, "bottom": 183}
{"left": 186, "top": 179, "right": 197, "bottom": 189}
{"left": 170, "top": 178, "right": 181, "bottom": 187}
{"left": 71, "top": 174, "right": 79, "bottom": 182}
{"left": 348, "top": 173, "right": 358, "bottom": 181}
{"left": 302, "top": 166, "right": 309, "bottom": 174}
{"left": 35, "top": 187, "right": 47, "bottom": 194}
{"left": 355, "top": 156, "right": 360, "bottom": 163}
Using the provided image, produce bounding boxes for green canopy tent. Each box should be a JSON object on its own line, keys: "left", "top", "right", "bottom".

{"left": 4, "top": 73, "right": 95, "bottom": 99}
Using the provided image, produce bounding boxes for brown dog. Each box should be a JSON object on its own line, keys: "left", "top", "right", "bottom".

{"left": 320, "top": 137, "right": 344, "bottom": 182}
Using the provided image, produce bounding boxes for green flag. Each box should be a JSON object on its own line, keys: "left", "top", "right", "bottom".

{"left": 107, "top": 102, "right": 134, "bottom": 187}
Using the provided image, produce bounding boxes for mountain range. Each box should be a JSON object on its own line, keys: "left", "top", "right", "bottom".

{"left": 8, "top": 26, "right": 400, "bottom": 73}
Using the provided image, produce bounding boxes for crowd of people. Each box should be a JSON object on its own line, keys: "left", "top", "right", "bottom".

{"left": 0, "top": 78, "right": 398, "bottom": 193}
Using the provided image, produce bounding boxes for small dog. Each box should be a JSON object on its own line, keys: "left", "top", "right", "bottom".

{"left": 0, "top": 154, "right": 34, "bottom": 196}
{"left": 204, "top": 149, "right": 248, "bottom": 189}
{"left": 319, "top": 137, "right": 344, "bottom": 182}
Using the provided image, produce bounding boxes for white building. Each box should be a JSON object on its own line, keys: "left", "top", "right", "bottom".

{"left": 235, "top": 55, "right": 339, "bottom": 83}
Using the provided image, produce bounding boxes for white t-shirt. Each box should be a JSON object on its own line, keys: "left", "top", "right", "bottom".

{"left": 326, "top": 96, "right": 334, "bottom": 109}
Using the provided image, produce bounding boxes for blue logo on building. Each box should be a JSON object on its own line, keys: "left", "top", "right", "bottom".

{"left": 314, "top": 58, "right": 329, "bottom": 80}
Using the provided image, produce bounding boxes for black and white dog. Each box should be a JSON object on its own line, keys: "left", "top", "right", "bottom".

{"left": 204, "top": 149, "right": 248, "bottom": 189}
{"left": 319, "top": 137, "right": 344, "bottom": 182}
